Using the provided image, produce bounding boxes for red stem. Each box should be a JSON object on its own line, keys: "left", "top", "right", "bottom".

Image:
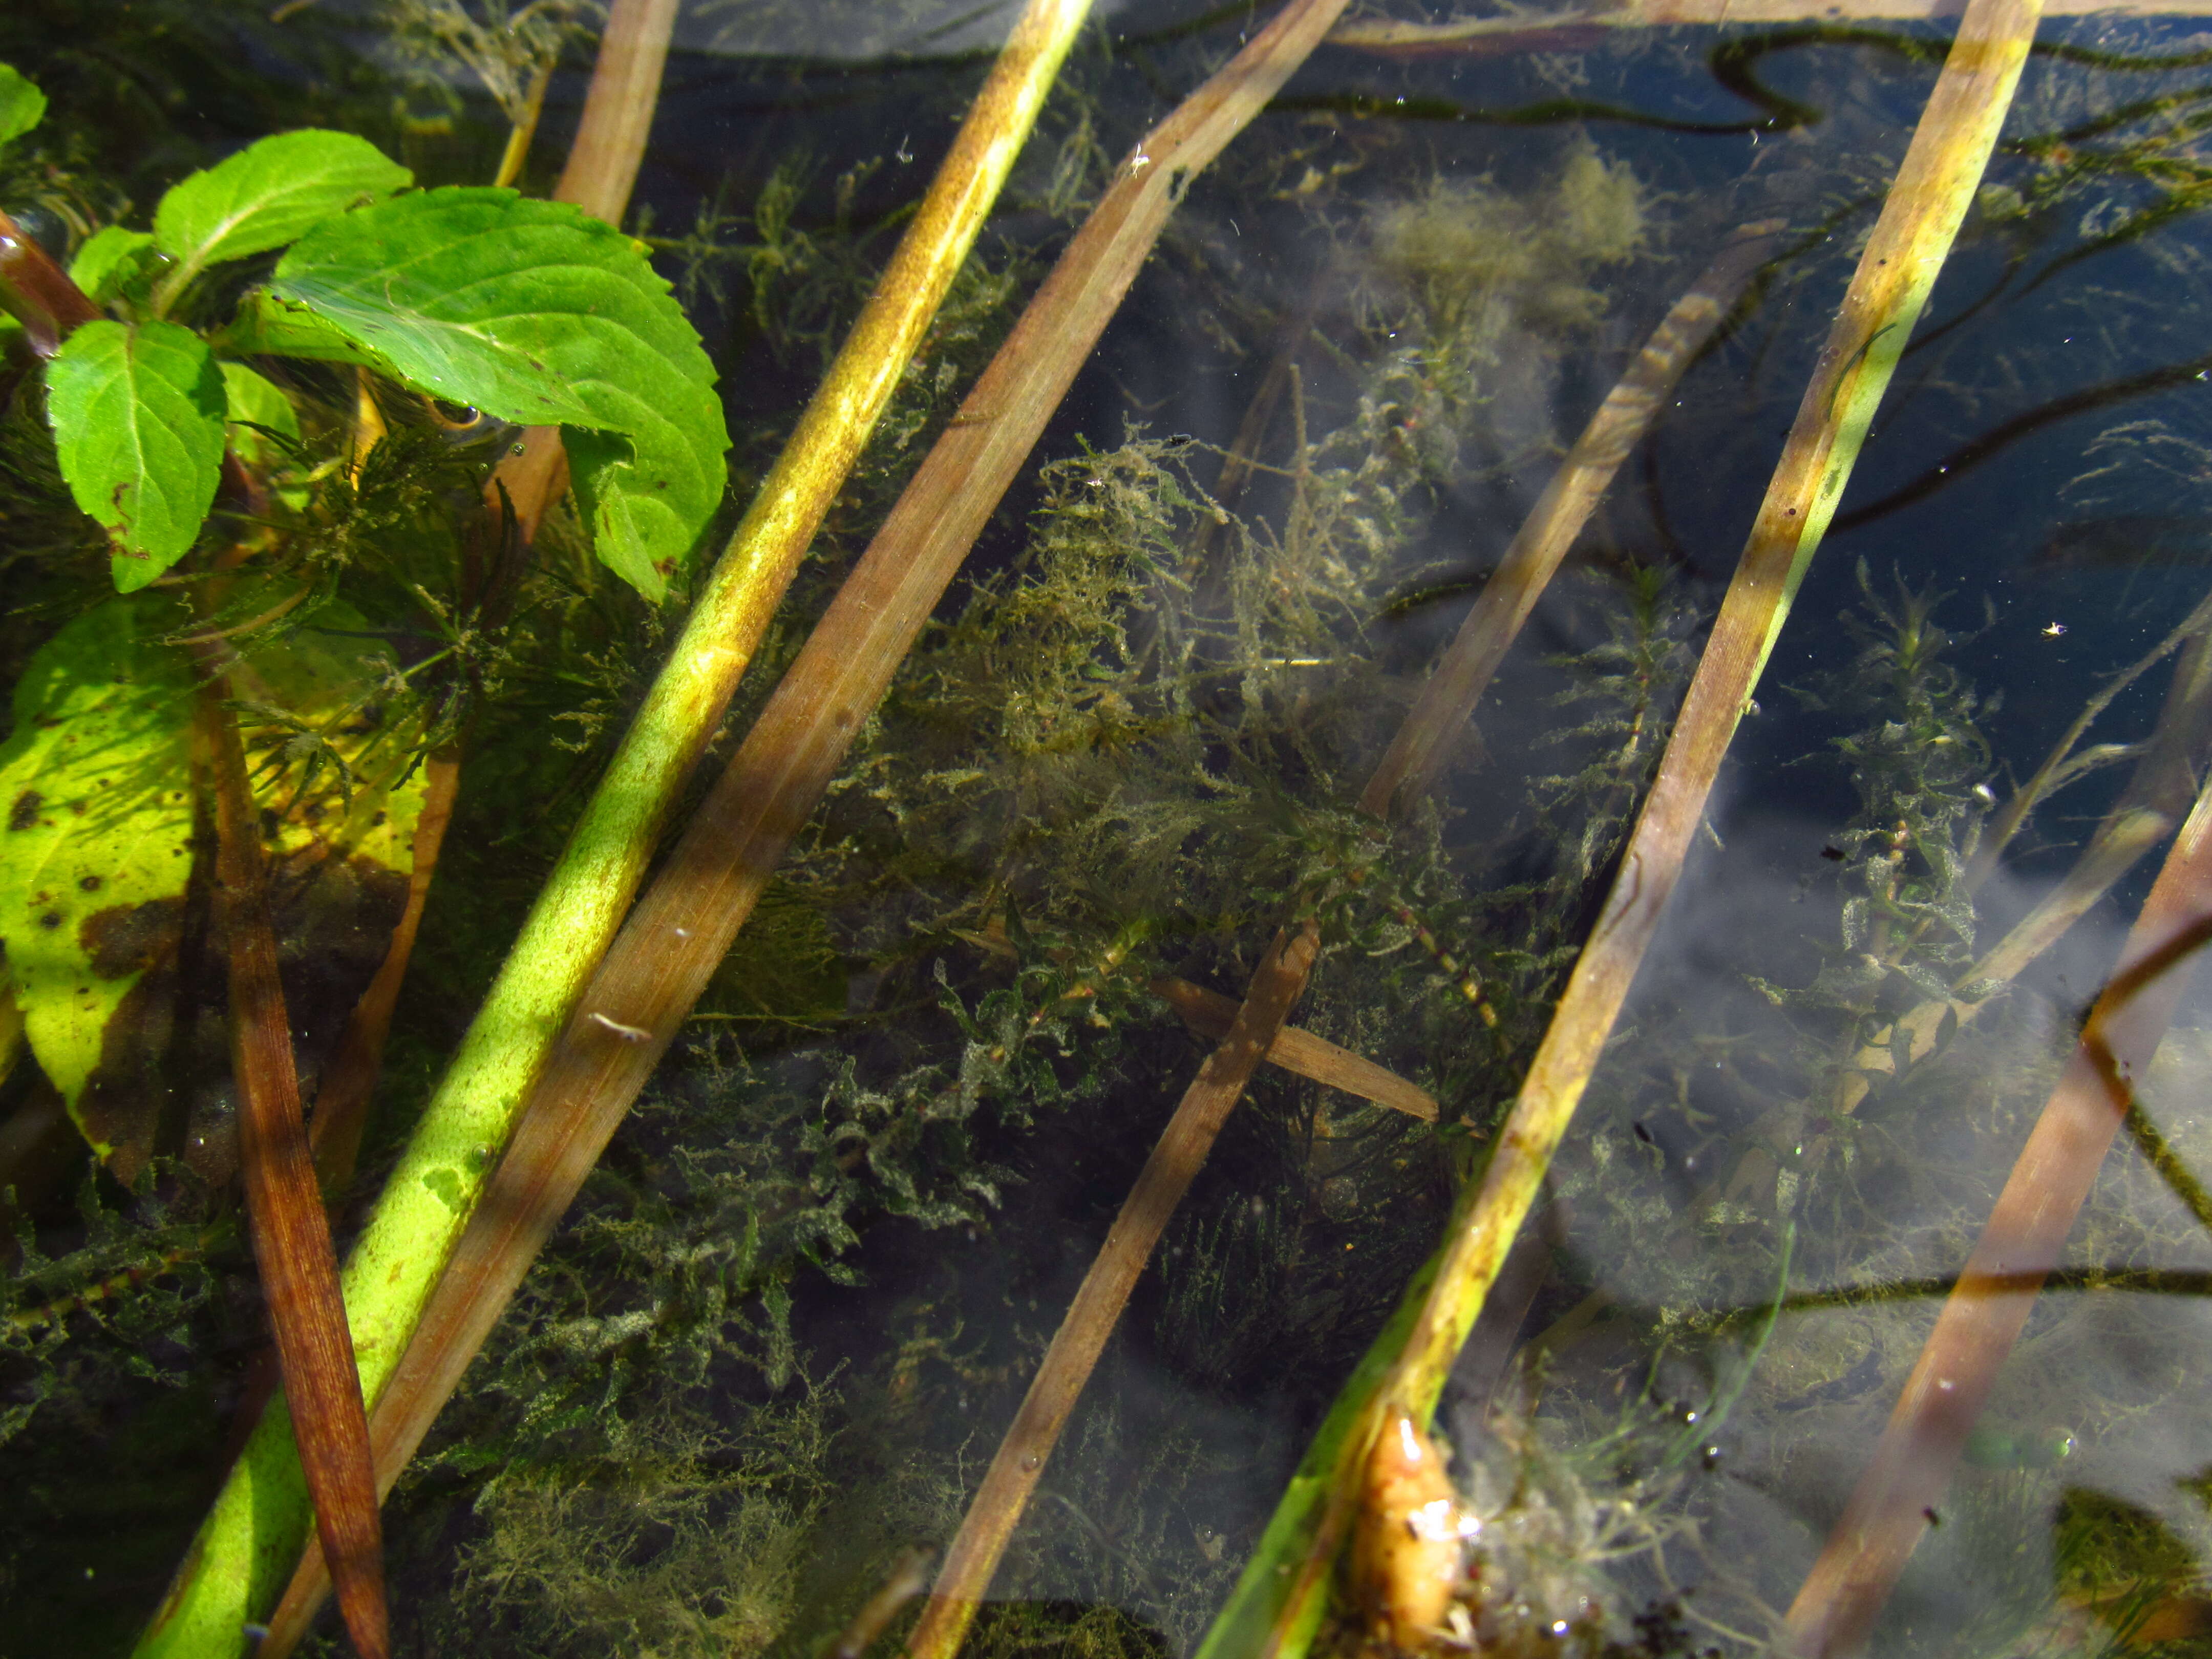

{"left": 0, "top": 208, "right": 98, "bottom": 355}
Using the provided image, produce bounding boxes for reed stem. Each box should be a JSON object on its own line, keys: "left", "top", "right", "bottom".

{"left": 187, "top": 665, "right": 388, "bottom": 1659}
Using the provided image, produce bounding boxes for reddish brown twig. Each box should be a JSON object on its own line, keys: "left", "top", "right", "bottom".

{"left": 0, "top": 207, "right": 99, "bottom": 355}
{"left": 190, "top": 660, "right": 387, "bottom": 1659}
{"left": 1784, "top": 769, "right": 2212, "bottom": 1656}
{"left": 308, "top": 751, "right": 462, "bottom": 1193}
{"left": 1150, "top": 975, "right": 1437, "bottom": 1121}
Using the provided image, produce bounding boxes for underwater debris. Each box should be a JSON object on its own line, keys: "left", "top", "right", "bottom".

{"left": 1350, "top": 1407, "right": 1478, "bottom": 1648}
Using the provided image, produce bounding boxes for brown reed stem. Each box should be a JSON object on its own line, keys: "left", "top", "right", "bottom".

{"left": 906, "top": 922, "right": 1325, "bottom": 1659}
{"left": 1358, "top": 219, "right": 1785, "bottom": 819}
{"left": 189, "top": 661, "right": 387, "bottom": 1659}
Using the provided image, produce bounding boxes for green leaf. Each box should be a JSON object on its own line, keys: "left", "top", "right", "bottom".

{"left": 47, "top": 320, "right": 228, "bottom": 590}
{"left": 272, "top": 187, "right": 728, "bottom": 598}
{"left": 152, "top": 130, "right": 411, "bottom": 303}
{"left": 0, "top": 63, "right": 45, "bottom": 150}
{"left": 0, "top": 598, "right": 195, "bottom": 1175}
{"left": 214, "top": 288, "right": 397, "bottom": 369}
{"left": 221, "top": 361, "right": 301, "bottom": 467}
{"left": 69, "top": 226, "right": 160, "bottom": 306}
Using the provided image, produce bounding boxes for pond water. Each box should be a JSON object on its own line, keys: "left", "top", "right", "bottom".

{"left": 7, "top": 3, "right": 2212, "bottom": 1657}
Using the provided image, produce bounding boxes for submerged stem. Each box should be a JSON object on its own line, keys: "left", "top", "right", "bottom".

{"left": 180, "top": 664, "right": 388, "bottom": 1659}
{"left": 1785, "top": 769, "right": 2212, "bottom": 1655}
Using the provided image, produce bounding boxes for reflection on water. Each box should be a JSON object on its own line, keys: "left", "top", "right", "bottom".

{"left": 11, "top": 2, "right": 2212, "bottom": 1656}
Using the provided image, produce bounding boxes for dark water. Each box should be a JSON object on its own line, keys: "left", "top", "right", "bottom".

{"left": 8, "top": 3, "right": 2212, "bottom": 1656}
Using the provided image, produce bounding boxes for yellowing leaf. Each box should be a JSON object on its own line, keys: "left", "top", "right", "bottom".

{"left": 0, "top": 599, "right": 196, "bottom": 1174}
{"left": 0, "top": 600, "right": 429, "bottom": 1179}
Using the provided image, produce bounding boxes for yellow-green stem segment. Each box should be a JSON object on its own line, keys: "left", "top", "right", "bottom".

{"left": 134, "top": 2, "right": 1091, "bottom": 1651}
{"left": 1197, "top": 0, "right": 2041, "bottom": 1651}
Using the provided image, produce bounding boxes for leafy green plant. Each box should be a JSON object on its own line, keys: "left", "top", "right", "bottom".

{"left": 0, "top": 79, "right": 726, "bottom": 600}
{"left": 0, "top": 62, "right": 730, "bottom": 1172}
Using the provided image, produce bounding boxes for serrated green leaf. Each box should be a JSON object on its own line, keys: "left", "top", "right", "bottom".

{"left": 221, "top": 361, "right": 300, "bottom": 466}
{"left": 0, "top": 63, "right": 45, "bottom": 150}
{"left": 272, "top": 187, "right": 728, "bottom": 598}
{"left": 47, "top": 319, "right": 228, "bottom": 590}
{"left": 0, "top": 598, "right": 196, "bottom": 1174}
{"left": 69, "top": 226, "right": 160, "bottom": 306}
{"left": 152, "top": 130, "right": 411, "bottom": 305}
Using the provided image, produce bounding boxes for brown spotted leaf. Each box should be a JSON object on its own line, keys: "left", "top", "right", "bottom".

{"left": 0, "top": 599, "right": 196, "bottom": 1173}
{"left": 0, "top": 599, "right": 428, "bottom": 1179}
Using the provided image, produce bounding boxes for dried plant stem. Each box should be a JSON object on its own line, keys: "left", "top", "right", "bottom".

{"left": 1151, "top": 976, "right": 1438, "bottom": 1120}
{"left": 1328, "top": 0, "right": 2179, "bottom": 53}
{"left": 550, "top": 0, "right": 677, "bottom": 222}
{"left": 1201, "top": 3, "right": 2038, "bottom": 1651}
{"left": 1359, "top": 220, "right": 1783, "bottom": 818}
{"left": 1784, "top": 770, "right": 2212, "bottom": 1656}
{"left": 907, "top": 923, "right": 1325, "bottom": 1659}
{"left": 253, "top": 7, "right": 1352, "bottom": 1650}
{"left": 182, "top": 669, "right": 387, "bottom": 1659}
